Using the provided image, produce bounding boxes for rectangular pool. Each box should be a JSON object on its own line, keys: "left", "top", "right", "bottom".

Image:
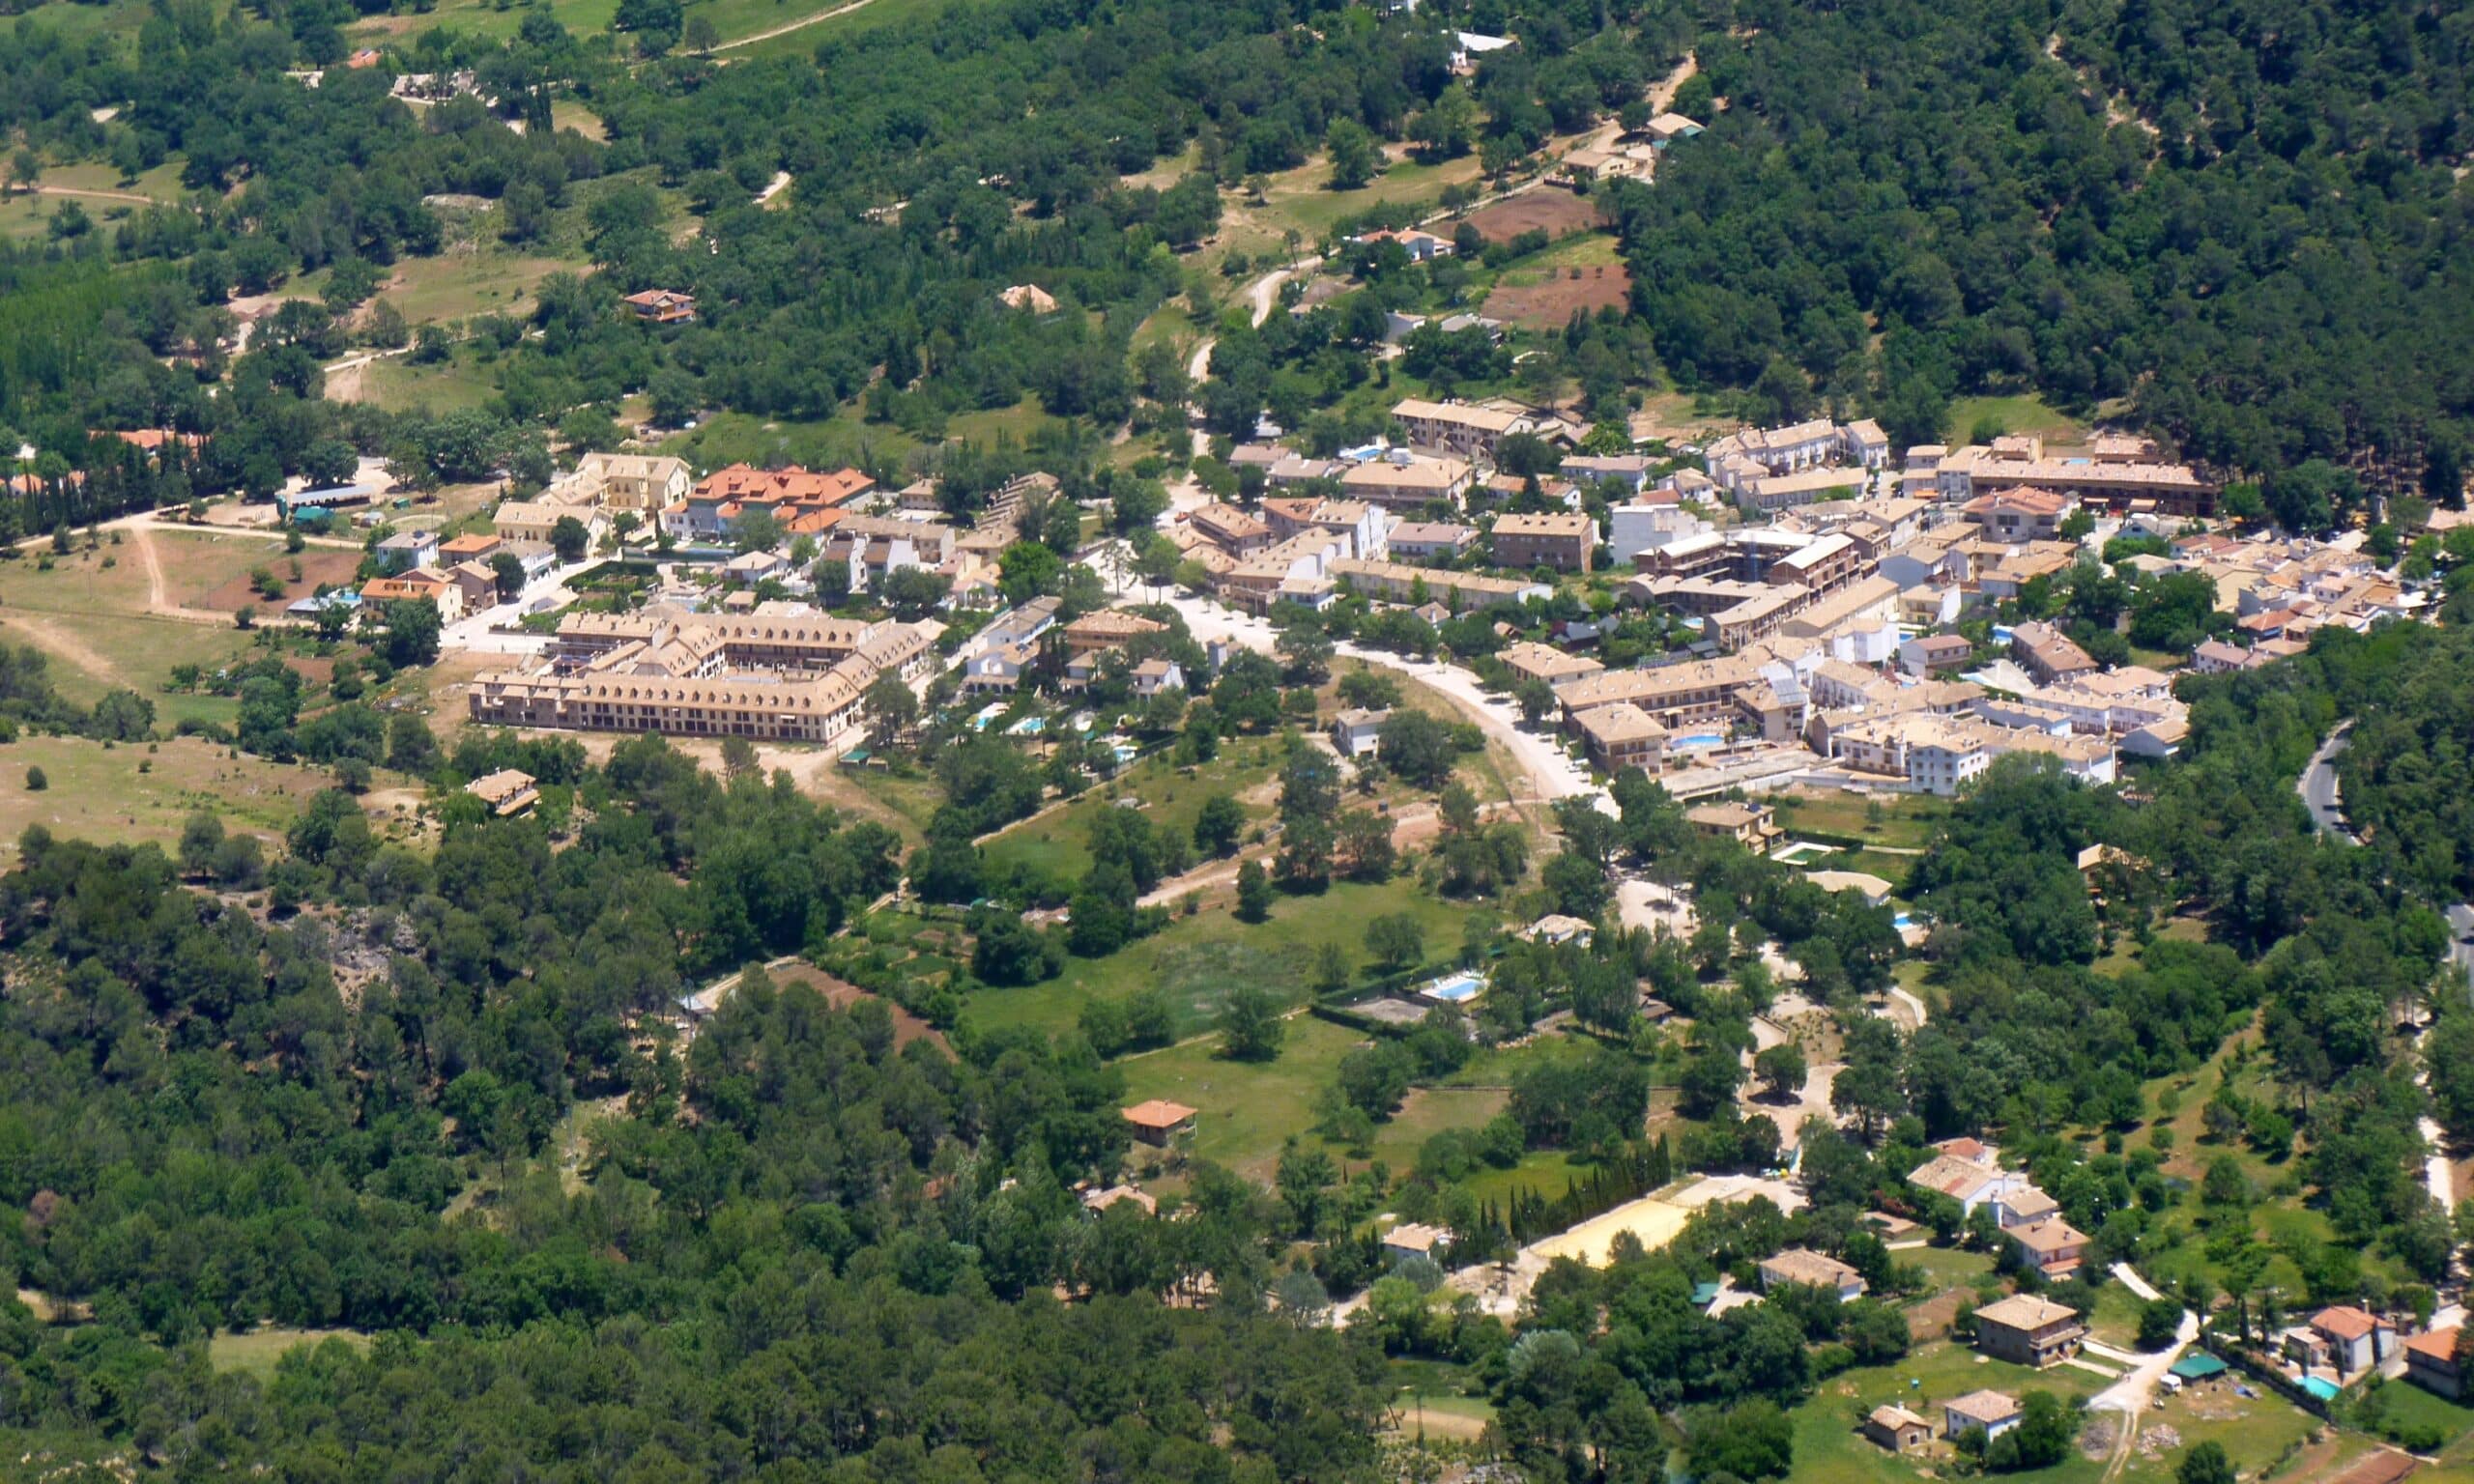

{"left": 1422, "top": 973, "right": 1486, "bottom": 1004}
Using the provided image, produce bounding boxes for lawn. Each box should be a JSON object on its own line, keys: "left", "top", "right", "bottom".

{"left": 964, "top": 872, "right": 1488, "bottom": 1040}
{"left": 979, "top": 734, "right": 1289, "bottom": 882}
{"left": 371, "top": 246, "right": 583, "bottom": 326}
{"left": 1118, "top": 1014, "right": 1506, "bottom": 1184}
{"left": 1787, "top": 1339, "right": 2109, "bottom": 1484}
{"left": 1769, "top": 786, "right": 1950, "bottom": 850}
{"left": 1948, "top": 393, "right": 2090, "bottom": 446}
{"left": 339, "top": 352, "right": 501, "bottom": 414}
{"left": 0, "top": 530, "right": 311, "bottom": 707}
{"left": 207, "top": 1327, "right": 372, "bottom": 1380}
{"left": 0, "top": 735, "right": 331, "bottom": 857}
{"left": 1223, "top": 148, "right": 1488, "bottom": 259}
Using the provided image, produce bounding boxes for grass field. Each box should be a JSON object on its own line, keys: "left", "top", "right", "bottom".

{"left": 1949, "top": 393, "right": 2091, "bottom": 446}
{"left": 371, "top": 246, "right": 582, "bottom": 326}
{"left": 965, "top": 871, "right": 1486, "bottom": 1041}
{"left": 1213, "top": 148, "right": 1487, "bottom": 263}
{"left": 339, "top": 352, "right": 501, "bottom": 413}
{"left": 1117, "top": 1013, "right": 1504, "bottom": 1184}
{"left": 207, "top": 1327, "right": 372, "bottom": 1380}
{"left": 1788, "top": 1339, "right": 2110, "bottom": 1484}
{"left": 0, "top": 734, "right": 331, "bottom": 857}
{"left": 979, "top": 736, "right": 1289, "bottom": 883}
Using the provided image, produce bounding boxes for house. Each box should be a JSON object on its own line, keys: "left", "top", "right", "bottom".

{"left": 1498, "top": 640, "right": 1604, "bottom": 688}
{"left": 2010, "top": 622, "right": 2096, "bottom": 686}
{"left": 1332, "top": 707, "right": 1391, "bottom": 757}
{"left": 1524, "top": 914, "right": 1595, "bottom": 947}
{"left": 1973, "top": 1294, "right": 2085, "bottom": 1369}
{"left": 493, "top": 499, "right": 589, "bottom": 547}
{"left": 1573, "top": 701, "right": 1668, "bottom": 775}
{"left": 1082, "top": 1184, "right": 1157, "bottom": 1216}
{"left": 1491, "top": 511, "right": 1597, "bottom": 572}
{"left": 963, "top": 642, "right": 1038, "bottom": 695}
{"left": 1965, "top": 488, "right": 2079, "bottom": 543}
{"left": 1187, "top": 503, "right": 1273, "bottom": 556}
{"left": 360, "top": 570, "right": 466, "bottom": 623}
{"left": 1386, "top": 521, "right": 1478, "bottom": 561}
{"left": 1383, "top": 1222, "right": 1450, "bottom": 1263}
{"left": 2003, "top": 1215, "right": 2091, "bottom": 1279}
{"left": 1351, "top": 227, "right": 1454, "bottom": 263}
{"left": 464, "top": 769, "right": 540, "bottom": 816}
{"left": 1942, "top": 1390, "right": 2024, "bottom": 1443}
{"left": 439, "top": 532, "right": 504, "bottom": 564}
{"left": 1865, "top": 1405, "right": 1935, "bottom": 1453}
{"left": 1391, "top": 398, "right": 1538, "bottom": 461}
{"left": 622, "top": 289, "right": 697, "bottom": 325}
{"left": 1686, "top": 801, "right": 1781, "bottom": 852}
{"left": 1122, "top": 1099, "right": 1198, "bottom": 1147}
{"left": 2308, "top": 1306, "right": 2396, "bottom": 1375}
{"left": 2402, "top": 1326, "right": 2464, "bottom": 1400}
{"left": 1130, "top": 657, "right": 1185, "bottom": 698}
{"left": 376, "top": 530, "right": 440, "bottom": 572}
{"left": 1644, "top": 111, "right": 1703, "bottom": 146}
{"left": 1757, "top": 1248, "right": 1867, "bottom": 1301}
{"left": 556, "top": 451, "right": 692, "bottom": 512}
{"left": 1340, "top": 456, "right": 1475, "bottom": 511}
{"left": 1899, "top": 633, "right": 1974, "bottom": 677}
{"left": 998, "top": 283, "right": 1059, "bottom": 313}
{"left": 444, "top": 559, "right": 501, "bottom": 614}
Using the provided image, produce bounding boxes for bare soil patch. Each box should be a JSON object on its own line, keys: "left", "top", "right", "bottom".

{"left": 770, "top": 960, "right": 950, "bottom": 1053}
{"left": 1453, "top": 186, "right": 1607, "bottom": 245}
{"left": 1482, "top": 261, "right": 1633, "bottom": 328}
{"left": 194, "top": 551, "right": 361, "bottom": 614}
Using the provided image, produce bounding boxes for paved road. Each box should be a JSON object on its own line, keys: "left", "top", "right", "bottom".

{"left": 1163, "top": 593, "right": 1605, "bottom": 809}
{"left": 2297, "top": 721, "right": 2357, "bottom": 842}
{"left": 2302, "top": 723, "right": 2462, "bottom": 1220}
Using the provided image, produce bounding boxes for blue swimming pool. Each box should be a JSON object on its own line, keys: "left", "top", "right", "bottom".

{"left": 1893, "top": 913, "right": 1914, "bottom": 929}
{"left": 1423, "top": 973, "right": 1485, "bottom": 1004}
{"left": 2299, "top": 1377, "right": 2341, "bottom": 1402}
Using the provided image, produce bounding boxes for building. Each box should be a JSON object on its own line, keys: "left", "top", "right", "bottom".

{"left": 1644, "top": 111, "right": 1704, "bottom": 145}
{"left": 1386, "top": 521, "right": 1478, "bottom": 561}
{"left": 1382, "top": 1222, "right": 1450, "bottom": 1262}
{"left": 1123, "top": 1099, "right": 1198, "bottom": 1147}
{"left": 553, "top": 451, "right": 692, "bottom": 512}
{"left": 439, "top": 532, "right": 504, "bottom": 565}
{"left": 1340, "top": 456, "right": 1476, "bottom": 511}
{"left": 1865, "top": 1406, "right": 1935, "bottom": 1453}
{"left": 2003, "top": 1215, "right": 2091, "bottom": 1280}
{"left": 1609, "top": 502, "right": 1711, "bottom": 563}
{"left": 2010, "top": 622, "right": 2097, "bottom": 686}
{"left": 1738, "top": 465, "right": 1869, "bottom": 514}
{"left": 1757, "top": 1248, "right": 1867, "bottom": 1300}
{"left": 998, "top": 283, "right": 1059, "bottom": 313}
{"left": 1490, "top": 511, "right": 1597, "bottom": 572}
{"left": 1328, "top": 558, "right": 1547, "bottom": 611}
{"left": 622, "top": 289, "right": 697, "bottom": 324}
{"left": 360, "top": 570, "right": 465, "bottom": 623}
{"left": 1391, "top": 398, "right": 1538, "bottom": 461}
{"left": 492, "top": 499, "right": 591, "bottom": 547}
{"left": 2308, "top": 1306, "right": 2396, "bottom": 1376}
{"left": 1130, "top": 657, "right": 1184, "bottom": 698}
{"left": 1332, "top": 707, "right": 1390, "bottom": 757}
{"left": 2402, "top": 1327, "right": 2464, "bottom": 1400}
{"left": 1935, "top": 438, "right": 2217, "bottom": 516}
{"left": 464, "top": 769, "right": 540, "bottom": 816}
{"left": 1572, "top": 702, "right": 1668, "bottom": 774}
{"left": 1966, "top": 488, "right": 2079, "bottom": 543}
{"left": 1900, "top": 633, "right": 1974, "bottom": 676}
{"left": 376, "top": 530, "right": 440, "bottom": 572}
{"left": 1498, "top": 641, "right": 1604, "bottom": 688}
{"left": 1352, "top": 227, "right": 1454, "bottom": 263}
{"left": 1942, "top": 1390, "right": 2023, "bottom": 1443}
{"left": 1687, "top": 801, "right": 1782, "bottom": 852}
{"left": 1262, "top": 496, "right": 1390, "bottom": 558}
{"left": 1186, "top": 503, "right": 1273, "bottom": 556}
{"left": 1973, "top": 1294, "right": 2085, "bottom": 1369}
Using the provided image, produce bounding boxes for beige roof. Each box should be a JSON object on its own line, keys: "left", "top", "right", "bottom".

{"left": 1870, "top": 1404, "right": 1931, "bottom": 1431}
{"left": 1493, "top": 511, "right": 1596, "bottom": 540}
{"left": 1393, "top": 398, "right": 1530, "bottom": 434}
{"left": 2006, "top": 1215, "right": 2088, "bottom": 1255}
{"left": 1975, "top": 1293, "right": 2078, "bottom": 1330}
{"left": 1761, "top": 1247, "right": 1862, "bottom": 1288}
{"left": 1943, "top": 1389, "right": 2021, "bottom": 1426}
{"left": 1574, "top": 701, "right": 1667, "bottom": 747}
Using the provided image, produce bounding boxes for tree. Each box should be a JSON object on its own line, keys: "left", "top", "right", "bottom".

{"left": 1754, "top": 1042, "right": 1807, "bottom": 1100}
{"left": 1366, "top": 913, "right": 1424, "bottom": 973}
{"left": 382, "top": 599, "right": 442, "bottom": 668}
{"left": 1194, "top": 794, "right": 1246, "bottom": 857}
{"left": 1325, "top": 120, "right": 1377, "bottom": 190}
{"left": 1375, "top": 708, "right": 1457, "bottom": 790}
{"left": 1513, "top": 676, "right": 1555, "bottom": 728}
{"left": 1235, "top": 859, "right": 1273, "bottom": 922}
{"left": 1687, "top": 1399, "right": 1793, "bottom": 1481}
{"left": 865, "top": 671, "right": 919, "bottom": 749}
{"left": 2177, "top": 1442, "right": 2236, "bottom": 1484}
{"left": 1221, "top": 984, "right": 1283, "bottom": 1061}
{"left": 549, "top": 515, "right": 590, "bottom": 562}
{"left": 2136, "top": 1298, "right": 2182, "bottom": 1351}
{"left": 490, "top": 552, "right": 527, "bottom": 600}
{"left": 24, "top": 766, "right": 45, "bottom": 790}
{"left": 179, "top": 812, "right": 226, "bottom": 877}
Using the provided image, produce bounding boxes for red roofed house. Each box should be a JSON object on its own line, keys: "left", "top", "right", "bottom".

{"left": 2403, "top": 1326, "right": 2463, "bottom": 1399}
{"left": 2306, "top": 1305, "right": 2397, "bottom": 1376}
{"left": 1122, "top": 1099, "right": 1198, "bottom": 1148}
{"left": 622, "top": 289, "right": 698, "bottom": 325}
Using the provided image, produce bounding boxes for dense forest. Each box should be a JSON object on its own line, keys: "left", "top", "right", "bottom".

{"left": 1611, "top": 0, "right": 2474, "bottom": 491}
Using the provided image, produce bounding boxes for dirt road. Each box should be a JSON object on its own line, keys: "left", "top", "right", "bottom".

{"left": 713, "top": 0, "right": 882, "bottom": 51}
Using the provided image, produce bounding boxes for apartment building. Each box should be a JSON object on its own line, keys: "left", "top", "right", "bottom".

{"left": 1490, "top": 511, "right": 1597, "bottom": 572}
{"left": 1553, "top": 656, "right": 1759, "bottom": 733}
{"left": 1386, "top": 521, "right": 1478, "bottom": 561}
{"left": 1498, "top": 640, "right": 1605, "bottom": 688}
{"left": 1341, "top": 455, "right": 1476, "bottom": 511}
{"left": 1185, "top": 502, "right": 1272, "bottom": 556}
{"left": 546, "top": 451, "right": 692, "bottom": 512}
{"left": 1572, "top": 702, "right": 1668, "bottom": 774}
{"left": 1391, "top": 398, "right": 1538, "bottom": 460}
{"left": 1934, "top": 437, "right": 2216, "bottom": 516}
{"left": 1262, "top": 496, "right": 1390, "bottom": 558}
{"left": 1326, "top": 558, "right": 1548, "bottom": 611}
{"left": 1965, "top": 487, "right": 2079, "bottom": 543}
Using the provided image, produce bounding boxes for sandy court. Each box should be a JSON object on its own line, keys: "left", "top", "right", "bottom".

{"left": 1528, "top": 1193, "right": 1694, "bottom": 1267}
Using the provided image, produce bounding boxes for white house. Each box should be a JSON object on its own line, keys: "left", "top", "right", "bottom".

{"left": 1332, "top": 707, "right": 1389, "bottom": 757}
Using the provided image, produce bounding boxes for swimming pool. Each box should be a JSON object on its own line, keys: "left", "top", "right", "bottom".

{"left": 1422, "top": 972, "right": 1486, "bottom": 1005}
{"left": 1893, "top": 913, "right": 1914, "bottom": 930}
{"left": 1006, "top": 715, "right": 1047, "bottom": 735}
{"left": 1673, "top": 733, "right": 1724, "bottom": 750}
{"left": 2299, "top": 1376, "right": 2341, "bottom": 1402}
